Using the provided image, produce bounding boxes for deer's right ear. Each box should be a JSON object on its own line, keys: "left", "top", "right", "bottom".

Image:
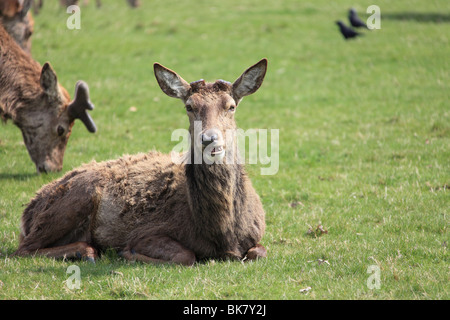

{"left": 40, "top": 62, "right": 59, "bottom": 98}
{"left": 154, "top": 63, "right": 190, "bottom": 100}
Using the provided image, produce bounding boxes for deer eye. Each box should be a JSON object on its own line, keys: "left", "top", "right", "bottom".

{"left": 57, "top": 125, "right": 65, "bottom": 136}
{"left": 186, "top": 104, "right": 193, "bottom": 112}
{"left": 228, "top": 105, "right": 236, "bottom": 112}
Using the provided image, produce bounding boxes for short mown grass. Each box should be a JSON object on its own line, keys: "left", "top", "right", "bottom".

{"left": 0, "top": 0, "right": 448, "bottom": 299}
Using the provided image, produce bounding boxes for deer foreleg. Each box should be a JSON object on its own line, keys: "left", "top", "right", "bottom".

{"left": 121, "top": 236, "right": 196, "bottom": 266}
{"left": 15, "top": 242, "right": 97, "bottom": 262}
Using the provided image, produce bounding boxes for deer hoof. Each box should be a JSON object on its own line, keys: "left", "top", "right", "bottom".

{"left": 246, "top": 244, "right": 267, "bottom": 260}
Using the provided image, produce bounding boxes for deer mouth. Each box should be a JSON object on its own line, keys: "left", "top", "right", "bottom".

{"left": 201, "top": 143, "right": 226, "bottom": 163}
{"left": 199, "top": 129, "right": 225, "bottom": 161}
{"left": 210, "top": 145, "right": 224, "bottom": 156}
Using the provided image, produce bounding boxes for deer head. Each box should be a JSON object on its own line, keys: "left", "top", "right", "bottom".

{"left": 154, "top": 59, "right": 267, "bottom": 164}
{"left": 19, "top": 62, "right": 96, "bottom": 173}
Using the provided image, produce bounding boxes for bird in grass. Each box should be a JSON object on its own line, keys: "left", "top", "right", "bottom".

{"left": 349, "top": 8, "right": 368, "bottom": 28}
{"left": 336, "top": 20, "right": 362, "bottom": 39}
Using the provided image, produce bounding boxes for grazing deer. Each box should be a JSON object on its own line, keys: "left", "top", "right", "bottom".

{"left": 0, "top": 23, "right": 96, "bottom": 173}
{"left": 14, "top": 59, "right": 268, "bottom": 265}
{"left": 0, "top": 0, "right": 34, "bottom": 54}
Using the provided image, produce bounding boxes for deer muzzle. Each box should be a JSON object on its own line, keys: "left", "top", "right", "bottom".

{"left": 201, "top": 129, "right": 225, "bottom": 158}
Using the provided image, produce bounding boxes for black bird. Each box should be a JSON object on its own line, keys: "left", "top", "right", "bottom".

{"left": 349, "top": 8, "right": 368, "bottom": 28}
{"left": 336, "top": 20, "right": 361, "bottom": 40}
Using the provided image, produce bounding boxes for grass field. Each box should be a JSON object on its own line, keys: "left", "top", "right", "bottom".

{"left": 0, "top": 0, "right": 448, "bottom": 300}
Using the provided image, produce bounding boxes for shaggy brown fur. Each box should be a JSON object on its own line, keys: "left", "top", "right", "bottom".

{"left": 15, "top": 59, "right": 268, "bottom": 265}
{"left": 0, "top": 0, "right": 34, "bottom": 54}
{"left": 0, "top": 23, "right": 96, "bottom": 173}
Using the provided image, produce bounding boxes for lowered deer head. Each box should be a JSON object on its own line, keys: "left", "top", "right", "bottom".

{"left": 14, "top": 63, "right": 96, "bottom": 173}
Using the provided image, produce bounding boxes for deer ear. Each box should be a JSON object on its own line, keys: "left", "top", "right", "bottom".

{"left": 232, "top": 58, "right": 268, "bottom": 103}
{"left": 154, "top": 63, "right": 190, "bottom": 100}
{"left": 40, "top": 62, "right": 59, "bottom": 98}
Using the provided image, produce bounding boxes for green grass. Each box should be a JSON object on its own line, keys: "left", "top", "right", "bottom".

{"left": 0, "top": 0, "right": 448, "bottom": 300}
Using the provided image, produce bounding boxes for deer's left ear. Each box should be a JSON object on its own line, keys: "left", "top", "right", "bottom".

{"left": 40, "top": 62, "right": 59, "bottom": 98}
{"left": 232, "top": 58, "right": 267, "bottom": 103}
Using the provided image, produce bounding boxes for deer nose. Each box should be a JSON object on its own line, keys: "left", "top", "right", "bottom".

{"left": 202, "top": 133, "right": 218, "bottom": 146}
{"left": 37, "top": 165, "right": 48, "bottom": 174}
{"left": 201, "top": 129, "right": 220, "bottom": 147}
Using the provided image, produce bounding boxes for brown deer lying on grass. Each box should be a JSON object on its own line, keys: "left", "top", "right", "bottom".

{"left": 14, "top": 59, "right": 268, "bottom": 265}
{"left": 0, "top": 23, "right": 97, "bottom": 173}
{"left": 0, "top": 0, "right": 34, "bottom": 54}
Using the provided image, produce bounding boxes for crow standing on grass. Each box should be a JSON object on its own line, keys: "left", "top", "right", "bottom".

{"left": 349, "top": 8, "right": 368, "bottom": 28}
{"left": 336, "top": 20, "right": 362, "bottom": 39}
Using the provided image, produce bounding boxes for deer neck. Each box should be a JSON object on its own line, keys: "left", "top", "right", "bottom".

{"left": 0, "top": 27, "right": 41, "bottom": 119}
{"left": 185, "top": 150, "right": 246, "bottom": 239}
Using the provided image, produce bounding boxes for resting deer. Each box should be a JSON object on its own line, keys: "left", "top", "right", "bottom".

{"left": 0, "top": 23, "right": 96, "bottom": 173}
{"left": 14, "top": 59, "right": 268, "bottom": 265}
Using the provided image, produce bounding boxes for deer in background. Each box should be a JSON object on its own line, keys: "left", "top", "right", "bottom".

{"left": 0, "top": 0, "right": 34, "bottom": 54}
{"left": 0, "top": 23, "right": 97, "bottom": 173}
{"left": 14, "top": 59, "right": 268, "bottom": 265}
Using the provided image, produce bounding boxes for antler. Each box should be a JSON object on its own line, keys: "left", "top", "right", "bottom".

{"left": 68, "top": 81, "right": 97, "bottom": 133}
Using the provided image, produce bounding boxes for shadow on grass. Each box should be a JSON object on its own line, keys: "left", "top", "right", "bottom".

{"left": 383, "top": 12, "right": 450, "bottom": 23}
{"left": 0, "top": 172, "right": 37, "bottom": 180}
